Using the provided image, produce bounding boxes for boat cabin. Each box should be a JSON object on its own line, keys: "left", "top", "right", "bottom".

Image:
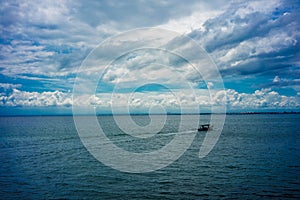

{"left": 198, "top": 124, "right": 211, "bottom": 131}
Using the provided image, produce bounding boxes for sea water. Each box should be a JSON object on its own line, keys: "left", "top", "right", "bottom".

{"left": 0, "top": 114, "right": 299, "bottom": 199}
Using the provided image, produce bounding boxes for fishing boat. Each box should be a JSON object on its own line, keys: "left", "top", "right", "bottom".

{"left": 198, "top": 124, "right": 211, "bottom": 131}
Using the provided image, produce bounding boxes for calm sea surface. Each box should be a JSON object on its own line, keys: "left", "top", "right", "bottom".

{"left": 0, "top": 114, "right": 299, "bottom": 199}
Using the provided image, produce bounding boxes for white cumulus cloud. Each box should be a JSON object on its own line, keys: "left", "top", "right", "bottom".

{"left": 1, "top": 85, "right": 299, "bottom": 112}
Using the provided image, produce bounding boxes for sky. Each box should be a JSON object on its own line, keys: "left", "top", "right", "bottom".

{"left": 0, "top": 0, "right": 299, "bottom": 115}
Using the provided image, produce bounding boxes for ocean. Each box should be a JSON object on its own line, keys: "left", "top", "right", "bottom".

{"left": 0, "top": 114, "right": 299, "bottom": 199}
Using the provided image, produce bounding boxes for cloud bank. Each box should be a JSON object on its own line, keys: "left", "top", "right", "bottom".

{"left": 1, "top": 83, "right": 298, "bottom": 113}
{"left": 0, "top": 0, "right": 299, "bottom": 113}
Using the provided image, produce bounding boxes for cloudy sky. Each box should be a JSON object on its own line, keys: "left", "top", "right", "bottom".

{"left": 0, "top": 0, "right": 299, "bottom": 115}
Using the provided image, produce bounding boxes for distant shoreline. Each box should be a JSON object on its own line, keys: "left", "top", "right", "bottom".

{"left": 1, "top": 111, "right": 300, "bottom": 117}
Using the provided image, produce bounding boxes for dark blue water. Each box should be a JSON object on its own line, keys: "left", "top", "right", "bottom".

{"left": 0, "top": 114, "right": 299, "bottom": 199}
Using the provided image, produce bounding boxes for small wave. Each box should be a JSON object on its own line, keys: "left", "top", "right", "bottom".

{"left": 158, "top": 130, "right": 196, "bottom": 136}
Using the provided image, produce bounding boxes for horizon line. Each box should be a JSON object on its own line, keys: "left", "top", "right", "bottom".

{"left": 1, "top": 111, "right": 300, "bottom": 117}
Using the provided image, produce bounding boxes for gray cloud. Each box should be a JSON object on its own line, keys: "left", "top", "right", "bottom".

{"left": 73, "top": 0, "right": 207, "bottom": 29}
{"left": 1, "top": 0, "right": 203, "bottom": 85}
{"left": 188, "top": 0, "right": 300, "bottom": 82}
